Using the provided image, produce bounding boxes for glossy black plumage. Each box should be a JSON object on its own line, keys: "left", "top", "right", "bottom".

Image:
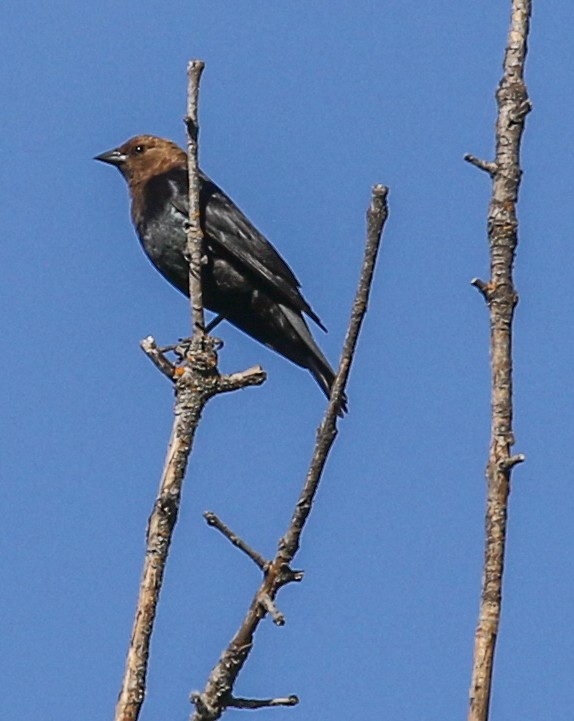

{"left": 95, "top": 135, "right": 343, "bottom": 407}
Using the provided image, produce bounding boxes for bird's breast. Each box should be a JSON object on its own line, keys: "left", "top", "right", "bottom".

{"left": 136, "top": 208, "right": 189, "bottom": 290}
{"left": 135, "top": 205, "right": 267, "bottom": 315}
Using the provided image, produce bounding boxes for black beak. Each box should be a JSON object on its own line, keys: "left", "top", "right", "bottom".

{"left": 94, "top": 148, "right": 127, "bottom": 167}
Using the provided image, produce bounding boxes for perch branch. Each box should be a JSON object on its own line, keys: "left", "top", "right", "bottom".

{"left": 114, "top": 61, "right": 266, "bottom": 721}
{"left": 466, "top": 3, "right": 532, "bottom": 721}
{"left": 115, "top": 342, "right": 265, "bottom": 721}
{"left": 184, "top": 59, "right": 206, "bottom": 339}
{"left": 190, "top": 185, "right": 389, "bottom": 721}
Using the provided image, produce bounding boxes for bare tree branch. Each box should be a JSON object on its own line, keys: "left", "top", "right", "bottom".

{"left": 257, "top": 592, "right": 286, "bottom": 626}
{"left": 190, "top": 185, "right": 389, "bottom": 721}
{"left": 466, "top": 3, "right": 532, "bottom": 721}
{"left": 203, "top": 512, "right": 269, "bottom": 571}
{"left": 185, "top": 59, "right": 206, "bottom": 339}
{"left": 114, "top": 61, "right": 266, "bottom": 721}
{"left": 115, "top": 342, "right": 265, "bottom": 721}
{"left": 226, "top": 696, "right": 299, "bottom": 710}
{"left": 278, "top": 185, "right": 388, "bottom": 562}
{"left": 140, "top": 335, "right": 177, "bottom": 380}
{"left": 463, "top": 154, "right": 497, "bottom": 176}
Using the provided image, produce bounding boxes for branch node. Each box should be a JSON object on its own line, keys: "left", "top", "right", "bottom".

{"left": 190, "top": 691, "right": 217, "bottom": 718}
{"left": 203, "top": 512, "right": 269, "bottom": 570}
{"left": 282, "top": 566, "right": 305, "bottom": 583}
{"left": 500, "top": 453, "right": 526, "bottom": 471}
{"left": 271, "top": 561, "right": 305, "bottom": 587}
{"left": 470, "top": 277, "right": 495, "bottom": 302}
{"left": 510, "top": 98, "right": 533, "bottom": 123}
{"left": 464, "top": 153, "right": 497, "bottom": 175}
{"left": 258, "top": 592, "right": 286, "bottom": 626}
{"left": 174, "top": 335, "right": 222, "bottom": 364}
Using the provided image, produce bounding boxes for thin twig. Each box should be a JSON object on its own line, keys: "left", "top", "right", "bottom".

{"left": 226, "top": 696, "right": 299, "bottom": 709}
{"left": 190, "top": 185, "right": 389, "bottom": 721}
{"left": 466, "top": 3, "right": 531, "bottom": 721}
{"left": 217, "top": 366, "right": 267, "bottom": 393}
{"left": 257, "top": 592, "right": 285, "bottom": 626}
{"left": 470, "top": 278, "right": 495, "bottom": 303}
{"left": 140, "top": 336, "right": 176, "bottom": 380}
{"left": 203, "top": 512, "right": 269, "bottom": 570}
{"left": 279, "top": 185, "right": 389, "bottom": 562}
{"left": 185, "top": 59, "right": 206, "bottom": 339}
{"left": 463, "top": 154, "right": 497, "bottom": 176}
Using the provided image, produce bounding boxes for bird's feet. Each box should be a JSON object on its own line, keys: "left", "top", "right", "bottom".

{"left": 172, "top": 335, "right": 224, "bottom": 360}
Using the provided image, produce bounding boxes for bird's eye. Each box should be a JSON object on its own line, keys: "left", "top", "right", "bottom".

{"left": 133, "top": 145, "right": 145, "bottom": 154}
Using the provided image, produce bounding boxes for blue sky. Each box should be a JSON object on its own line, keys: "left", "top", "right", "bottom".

{"left": 2, "top": 2, "right": 573, "bottom": 720}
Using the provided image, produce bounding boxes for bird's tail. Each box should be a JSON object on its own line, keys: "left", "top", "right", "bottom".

{"left": 280, "top": 305, "right": 348, "bottom": 414}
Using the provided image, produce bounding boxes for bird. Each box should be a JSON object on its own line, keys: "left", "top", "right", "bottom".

{"left": 95, "top": 134, "right": 345, "bottom": 410}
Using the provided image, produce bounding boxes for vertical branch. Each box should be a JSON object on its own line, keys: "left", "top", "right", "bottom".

{"left": 465, "top": 3, "right": 531, "bottom": 721}
{"left": 190, "top": 185, "right": 389, "bottom": 721}
{"left": 116, "top": 345, "right": 264, "bottom": 721}
{"left": 278, "top": 185, "right": 389, "bottom": 563}
{"left": 114, "top": 351, "right": 216, "bottom": 721}
{"left": 114, "top": 62, "right": 266, "bottom": 721}
{"left": 185, "top": 60, "right": 206, "bottom": 339}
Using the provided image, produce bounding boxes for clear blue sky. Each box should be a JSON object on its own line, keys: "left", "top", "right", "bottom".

{"left": 2, "top": 2, "right": 572, "bottom": 720}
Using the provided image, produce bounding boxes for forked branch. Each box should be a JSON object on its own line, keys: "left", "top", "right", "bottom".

{"left": 190, "top": 185, "right": 389, "bottom": 721}
{"left": 114, "top": 61, "right": 266, "bottom": 721}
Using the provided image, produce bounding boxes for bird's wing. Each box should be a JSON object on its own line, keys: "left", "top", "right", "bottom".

{"left": 169, "top": 171, "right": 326, "bottom": 331}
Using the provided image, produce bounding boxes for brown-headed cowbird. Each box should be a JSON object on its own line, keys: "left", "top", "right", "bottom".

{"left": 95, "top": 135, "right": 344, "bottom": 407}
